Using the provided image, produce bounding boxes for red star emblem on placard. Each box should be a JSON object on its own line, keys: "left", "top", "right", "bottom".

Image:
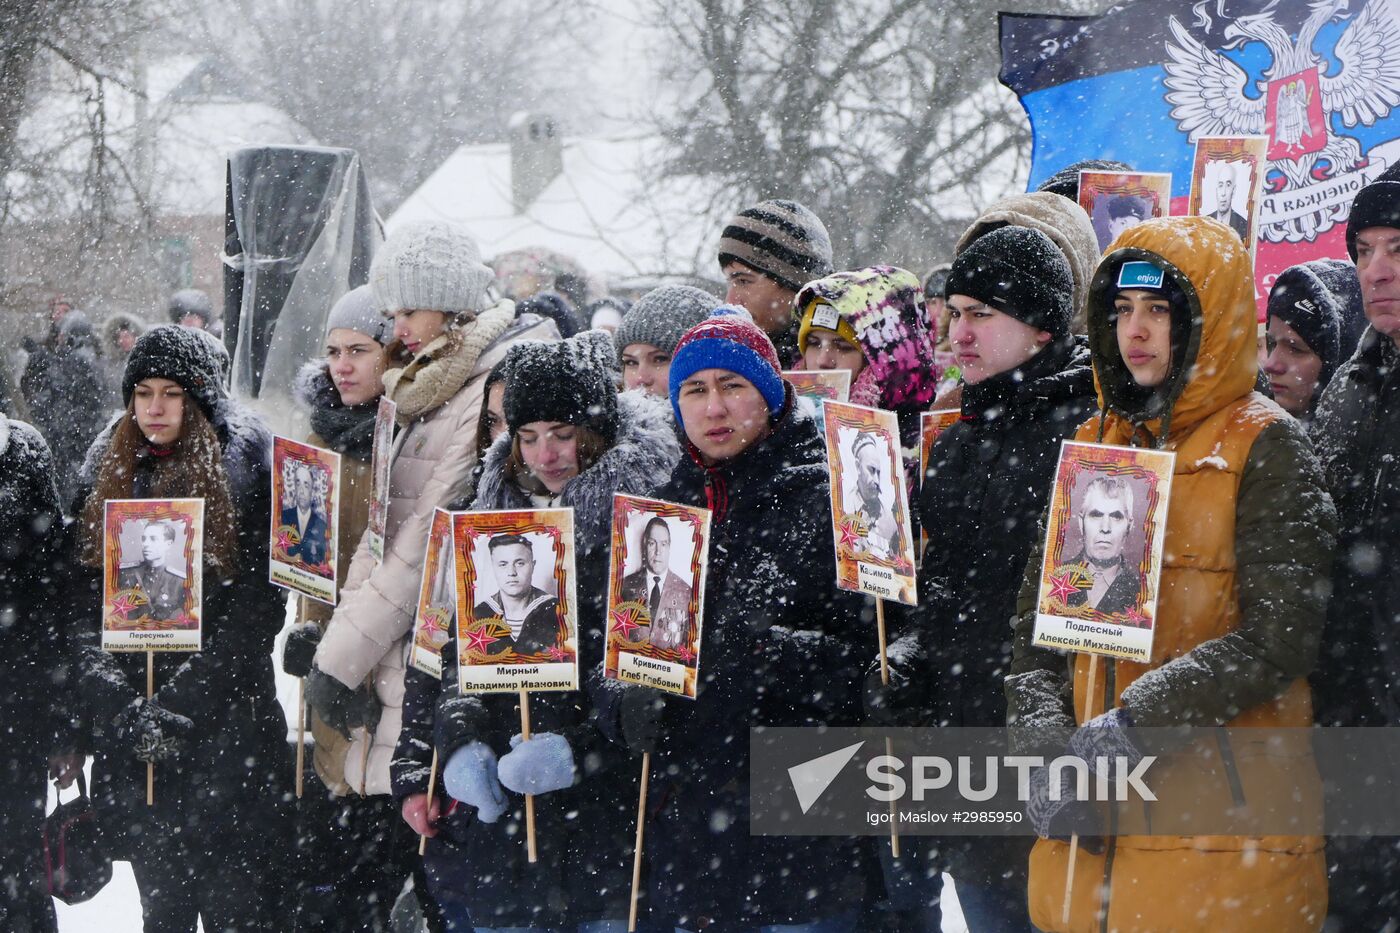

{"left": 461, "top": 626, "right": 499, "bottom": 655}
{"left": 546, "top": 645, "right": 570, "bottom": 662}
{"left": 1048, "top": 571, "right": 1081, "bottom": 604}
{"left": 838, "top": 518, "right": 861, "bottom": 550}
{"left": 1124, "top": 607, "right": 1149, "bottom": 627}
{"left": 109, "top": 592, "right": 140, "bottom": 620}
{"left": 611, "top": 607, "right": 642, "bottom": 639}
{"left": 275, "top": 528, "right": 296, "bottom": 551}
{"left": 676, "top": 644, "right": 696, "bottom": 663}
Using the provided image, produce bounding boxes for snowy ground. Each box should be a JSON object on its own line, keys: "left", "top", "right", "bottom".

{"left": 52, "top": 603, "right": 969, "bottom": 932}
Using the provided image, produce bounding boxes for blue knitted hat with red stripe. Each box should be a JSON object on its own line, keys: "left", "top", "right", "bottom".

{"left": 668, "top": 305, "right": 786, "bottom": 425}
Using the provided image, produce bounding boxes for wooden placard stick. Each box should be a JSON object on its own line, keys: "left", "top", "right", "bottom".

{"left": 295, "top": 676, "right": 306, "bottom": 799}
{"left": 875, "top": 598, "right": 899, "bottom": 858}
{"left": 418, "top": 749, "right": 439, "bottom": 856}
{"left": 520, "top": 689, "right": 538, "bottom": 863}
{"left": 146, "top": 649, "right": 154, "bottom": 806}
{"left": 1061, "top": 652, "right": 1100, "bottom": 929}
{"left": 627, "top": 750, "right": 651, "bottom": 932}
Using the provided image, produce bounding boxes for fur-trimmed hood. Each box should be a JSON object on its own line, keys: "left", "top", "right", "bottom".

{"left": 101, "top": 311, "right": 148, "bottom": 356}
{"left": 472, "top": 389, "right": 682, "bottom": 544}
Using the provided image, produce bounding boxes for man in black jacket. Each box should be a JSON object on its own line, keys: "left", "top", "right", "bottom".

{"left": 1310, "top": 163, "right": 1400, "bottom": 928}
{"left": 613, "top": 306, "right": 873, "bottom": 931}
{"left": 866, "top": 226, "right": 1097, "bottom": 929}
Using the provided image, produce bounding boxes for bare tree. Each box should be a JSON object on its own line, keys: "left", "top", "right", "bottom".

{"left": 199, "top": 0, "right": 588, "bottom": 212}
{"left": 647, "top": 0, "right": 1102, "bottom": 270}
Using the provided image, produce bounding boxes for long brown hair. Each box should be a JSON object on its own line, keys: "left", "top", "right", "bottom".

{"left": 80, "top": 399, "right": 239, "bottom": 573}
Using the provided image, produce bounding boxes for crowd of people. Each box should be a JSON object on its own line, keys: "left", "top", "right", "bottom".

{"left": 1, "top": 156, "right": 1398, "bottom": 933}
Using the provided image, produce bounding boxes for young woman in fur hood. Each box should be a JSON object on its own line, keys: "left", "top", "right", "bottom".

{"left": 394, "top": 330, "right": 682, "bottom": 931}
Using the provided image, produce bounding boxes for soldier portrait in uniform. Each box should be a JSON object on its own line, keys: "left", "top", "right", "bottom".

{"left": 1060, "top": 474, "right": 1145, "bottom": 616}
{"left": 470, "top": 533, "right": 562, "bottom": 657}
{"left": 117, "top": 519, "right": 189, "bottom": 622}
{"left": 619, "top": 515, "right": 696, "bottom": 651}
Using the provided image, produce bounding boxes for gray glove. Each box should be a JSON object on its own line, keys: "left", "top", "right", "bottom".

{"left": 306, "top": 667, "right": 380, "bottom": 739}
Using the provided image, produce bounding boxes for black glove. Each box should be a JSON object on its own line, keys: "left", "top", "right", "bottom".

{"left": 116, "top": 698, "right": 193, "bottom": 763}
{"left": 282, "top": 622, "right": 322, "bottom": 678}
{"left": 620, "top": 687, "right": 668, "bottom": 754}
{"left": 862, "top": 658, "right": 930, "bottom": 727}
{"left": 306, "top": 667, "right": 380, "bottom": 739}
{"left": 435, "top": 693, "right": 489, "bottom": 756}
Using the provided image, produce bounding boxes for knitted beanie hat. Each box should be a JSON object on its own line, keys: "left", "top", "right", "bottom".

{"left": 1035, "top": 159, "right": 1134, "bottom": 201}
{"left": 370, "top": 221, "right": 494, "bottom": 319}
{"left": 668, "top": 305, "right": 786, "bottom": 424}
{"left": 923, "top": 263, "right": 952, "bottom": 300}
{"left": 796, "top": 266, "right": 939, "bottom": 411}
{"left": 123, "top": 324, "right": 227, "bottom": 419}
{"left": 717, "top": 199, "right": 835, "bottom": 292}
{"left": 168, "top": 288, "right": 213, "bottom": 325}
{"left": 325, "top": 284, "right": 389, "bottom": 344}
{"left": 1268, "top": 262, "right": 1352, "bottom": 387}
{"left": 1346, "top": 161, "right": 1400, "bottom": 259}
{"left": 944, "top": 226, "right": 1075, "bottom": 338}
{"left": 502, "top": 330, "right": 620, "bottom": 444}
{"left": 613, "top": 285, "right": 721, "bottom": 357}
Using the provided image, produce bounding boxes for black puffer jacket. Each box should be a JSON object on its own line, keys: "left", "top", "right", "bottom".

{"left": 1311, "top": 327, "right": 1400, "bottom": 725}
{"left": 392, "top": 390, "right": 681, "bottom": 928}
{"left": 70, "top": 400, "right": 291, "bottom": 840}
{"left": 621, "top": 388, "right": 873, "bottom": 928}
{"left": 21, "top": 313, "right": 106, "bottom": 506}
{"left": 893, "top": 336, "right": 1096, "bottom": 728}
{"left": 0, "top": 415, "right": 68, "bottom": 931}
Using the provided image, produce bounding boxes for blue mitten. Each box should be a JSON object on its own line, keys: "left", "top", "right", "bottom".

{"left": 442, "top": 741, "right": 508, "bottom": 824}
{"left": 498, "top": 732, "right": 577, "bottom": 795}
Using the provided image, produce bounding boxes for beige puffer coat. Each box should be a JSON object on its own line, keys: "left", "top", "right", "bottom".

{"left": 314, "top": 303, "right": 558, "bottom": 795}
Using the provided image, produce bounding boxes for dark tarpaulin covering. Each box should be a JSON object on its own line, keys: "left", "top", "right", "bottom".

{"left": 223, "top": 146, "right": 380, "bottom": 404}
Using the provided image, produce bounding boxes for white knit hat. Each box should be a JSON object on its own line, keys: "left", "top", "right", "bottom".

{"left": 370, "top": 221, "right": 494, "bottom": 318}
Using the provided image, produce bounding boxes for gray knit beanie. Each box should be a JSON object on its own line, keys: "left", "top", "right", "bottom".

{"left": 325, "top": 285, "right": 389, "bottom": 344}
{"left": 613, "top": 285, "right": 720, "bottom": 357}
{"left": 370, "top": 221, "right": 494, "bottom": 319}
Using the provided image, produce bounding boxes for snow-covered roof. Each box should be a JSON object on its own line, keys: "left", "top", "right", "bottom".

{"left": 389, "top": 132, "right": 723, "bottom": 283}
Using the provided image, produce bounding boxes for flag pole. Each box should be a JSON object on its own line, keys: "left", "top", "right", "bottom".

{"left": 876, "top": 598, "right": 899, "bottom": 858}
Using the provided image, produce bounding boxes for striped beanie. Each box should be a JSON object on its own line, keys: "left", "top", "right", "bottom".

{"left": 717, "top": 199, "right": 835, "bottom": 292}
{"left": 668, "top": 306, "right": 786, "bottom": 425}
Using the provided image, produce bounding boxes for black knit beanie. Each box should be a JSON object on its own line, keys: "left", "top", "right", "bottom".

{"left": 122, "top": 324, "right": 226, "bottom": 419}
{"left": 944, "top": 226, "right": 1074, "bottom": 338}
{"left": 1036, "top": 159, "right": 1133, "bottom": 201}
{"left": 1346, "top": 161, "right": 1400, "bottom": 259}
{"left": 1268, "top": 262, "right": 1350, "bottom": 387}
{"left": 503, "top": 330, "right": 620, "bottom": 444}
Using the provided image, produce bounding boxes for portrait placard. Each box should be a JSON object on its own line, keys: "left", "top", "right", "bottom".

{"left": 102, "top": 498, "right": 204, "bottom": 652}
{"left": 1188, "top": 136, "right": 1268, "bottom": 258}
{"left": 270, "top": 436, "right": 341, "bottom": 605}
{"left": 367, "top": 397, "right": 396, "bottom": 564}
{"left": 1078, "top": 171, "right": 1174, "bottom": 252}
{"left": 1032, "top": 442, "right": 1175, "bottom": 663}
{"left": 918, "top": 409, "right": 961, "bottom": 562}
{"left": 603, "top": 495, "right": 711, "bottom": 699}
{"left": 408, "top": 509, "right": 458, "bottom": 678}
{"left": 783, "top": 370, "right": 852, "bottom": 406}
{"left": 453, "top": 509, "right": 578, "bottom": 693}
{"left": 918, "top": 410, "right": 961, "bottom": 485}
{"left": 823, "top": 401, "right": 918, "bottom": 606}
